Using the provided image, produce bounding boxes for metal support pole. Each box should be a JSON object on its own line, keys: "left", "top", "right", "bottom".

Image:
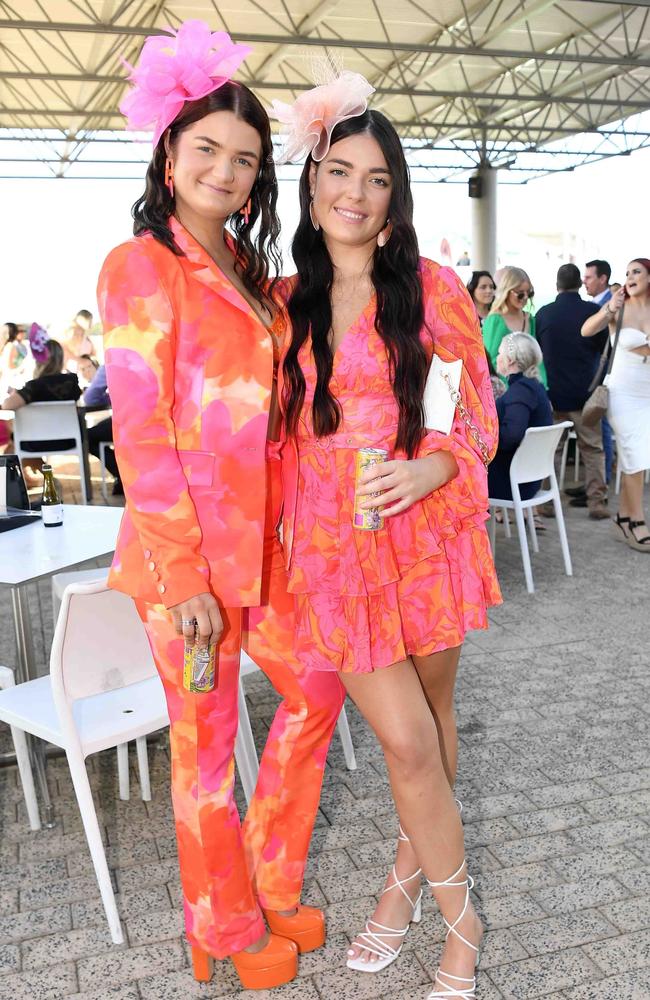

{"left": 470, "top": 162, "right": 498, "bottom": 275}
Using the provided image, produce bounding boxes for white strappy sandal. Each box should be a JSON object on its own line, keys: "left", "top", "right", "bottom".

{"left": 346, "top": 827, "right": 423, "bottom": 973}
{"left": 426, "top": 861, "right": 480, "bottom": 999}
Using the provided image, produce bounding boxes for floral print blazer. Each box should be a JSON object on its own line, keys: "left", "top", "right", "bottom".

{"left": 97, "top": 218, "right": 278, "bottom": 610}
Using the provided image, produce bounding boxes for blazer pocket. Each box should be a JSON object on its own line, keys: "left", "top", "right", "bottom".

{"left": 178, "top": 449, "right": 215, "bottom": 487}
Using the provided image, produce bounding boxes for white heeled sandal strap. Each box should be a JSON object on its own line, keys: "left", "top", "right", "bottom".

{"left": 427, "top": 969, "right": 476, "bottom": 999}
{"left": 426, "top": 860, "right": 479, "bottom": 999}
{"left": 426, "top": 861, "right": 478, "bottom": 954}
{"left": 350, "top": 860, "right": 422, "bottom": 963}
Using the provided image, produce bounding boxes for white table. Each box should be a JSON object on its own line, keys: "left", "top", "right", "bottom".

{"left": 0, "top": 504, "right": 123, "bottom": 824}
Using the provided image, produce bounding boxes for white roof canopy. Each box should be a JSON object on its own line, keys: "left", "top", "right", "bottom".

{"left": 1, "top": 0, "right": 649, "bottom": 182}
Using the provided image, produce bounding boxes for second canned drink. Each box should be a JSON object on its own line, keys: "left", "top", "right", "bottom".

{"left": 183, "top": 628, "right": 217, "bottom": 693}
{"left": 353, "top": 447, "right": 388, "bottom": 531}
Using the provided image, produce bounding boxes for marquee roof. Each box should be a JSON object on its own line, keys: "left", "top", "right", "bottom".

{"left": 1, "top": 0, "right": 650, "bottom": 183}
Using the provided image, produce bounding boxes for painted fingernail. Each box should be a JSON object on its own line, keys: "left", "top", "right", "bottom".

{"left": 347, "top": 949, "right": 355, "bottom": 956}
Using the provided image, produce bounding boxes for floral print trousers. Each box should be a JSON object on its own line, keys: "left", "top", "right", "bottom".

{"left": 135, "top": 459, "right": 345, "bottom": 958}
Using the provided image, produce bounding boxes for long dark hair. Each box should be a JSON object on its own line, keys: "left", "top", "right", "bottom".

{"left": 466, "top": 270, "right": 495, "bottom": 303}
{"left": 283, "top": 110, "right": 427, "bottom": 458}
{"left": 132, "top": 82, "right": 281, "bottom": 305}
{"left": 4, "top": 322, "right": 19, "bottom": 342}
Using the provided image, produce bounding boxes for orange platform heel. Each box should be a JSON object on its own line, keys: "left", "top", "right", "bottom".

{"left": 191, "top": 934, "right": 298, "bottom": 990}
{"left": 191, "top": 947, "right": 214, "bottom": 983}
{"left": 264, "top": 904, "right": 326, "bottom": 953}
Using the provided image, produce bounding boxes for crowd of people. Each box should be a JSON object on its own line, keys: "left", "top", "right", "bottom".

{"left": 466, "top": 257, "right": 650, "bottom": 553}
{"left": 0, "top": 310, "right": 121, "bottom": 493}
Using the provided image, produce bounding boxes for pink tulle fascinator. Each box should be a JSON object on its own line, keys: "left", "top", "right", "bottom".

{"left": 271, "top": 70, "right": 375, "bottom": 164}
{"left": 119, "top": 20, "right": 252, "bottom": 147}
{"left": 29, "top": 323, "right": 50, "bottom": 364}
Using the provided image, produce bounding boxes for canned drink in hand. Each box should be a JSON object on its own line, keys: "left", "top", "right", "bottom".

{"left": 353, "top": 447, "right": 388, "bottom": 531}
{"left": 183, "top": 626, "right": 216, "bottom": 693}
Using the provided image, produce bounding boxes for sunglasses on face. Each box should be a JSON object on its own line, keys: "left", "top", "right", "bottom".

{"left": 513, "top": 289, "right": 533, "bottom": 301}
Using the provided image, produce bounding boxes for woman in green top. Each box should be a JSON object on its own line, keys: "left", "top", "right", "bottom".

{"left": 483, "top": 266, "right": 536, "bottom": 364}
{"left": 483, "top": 266, "right": 546, "bottom": 386}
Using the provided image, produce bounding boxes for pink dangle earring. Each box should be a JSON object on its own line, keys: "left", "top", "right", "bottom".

{"left": 164, "top": 157, "right": 174, "bottom": 198}
{"left": 240, "top": 198, "right": 252, "bottom": 224}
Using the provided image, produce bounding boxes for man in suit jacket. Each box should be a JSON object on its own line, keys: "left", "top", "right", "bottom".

{"left": 583, "top": 258, "right": 612, "bottom": 306}
{"left": 536, "top": 263, "right": 609, "bottom": 519}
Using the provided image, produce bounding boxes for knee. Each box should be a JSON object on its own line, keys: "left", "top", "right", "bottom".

{"left": 380, "top": 723, "right": 442, "bottom": 780}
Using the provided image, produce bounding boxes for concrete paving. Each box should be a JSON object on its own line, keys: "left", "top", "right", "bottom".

{"left": 0, "top": 463, "right": 648, "bottom": 999}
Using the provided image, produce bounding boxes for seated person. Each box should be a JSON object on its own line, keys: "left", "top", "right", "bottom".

{"left": 2, "top": 336, "right": 81, "bottom": 412}
{"left": 77, "top": 354, "right": 99, "bottom": 389}
{"left": 82, "top": 364, "right": 122, "bottom": 496}
{"left": 1, "top": 335, "right": 81, "bottom": 484}
{"left": 82, "top": 362, "right": 109, "bottom": 408}
{"left": 488, "top": 333, "right": 553, "bottom": 502}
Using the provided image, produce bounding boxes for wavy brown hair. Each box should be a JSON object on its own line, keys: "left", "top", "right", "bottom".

{"left": 282, "top": 110, "right": 427, "bottom": 458}
{"left": 132, "top": 82, "right": 281, "bottom": 304}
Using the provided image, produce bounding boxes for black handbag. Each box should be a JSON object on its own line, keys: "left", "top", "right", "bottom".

{"left": 0, "top": 454, "right": 29, "bottom": 510}
{"left": 0, "top": 454, "right": 40, "bottom": 530}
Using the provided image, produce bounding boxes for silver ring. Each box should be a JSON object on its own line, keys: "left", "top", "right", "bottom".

{"left": 181, "top": 618, "right": 196, "bottom": 627}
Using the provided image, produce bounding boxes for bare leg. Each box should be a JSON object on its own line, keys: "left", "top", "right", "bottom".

{"left": 347, "top": 646, "right": 462, "bottom": 966}
{"left": 414, "top": 645, "right": 462, "bottom": 786}
{"left": 343, "top": 660, "right": 482, "bottom": 986}
{"left": 619, "top": 471, "right": 649, "bottom": 547}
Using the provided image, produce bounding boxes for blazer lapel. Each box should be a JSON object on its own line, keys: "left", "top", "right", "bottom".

{"left": 170, "top": 217, "right": 264, "bottom": 326}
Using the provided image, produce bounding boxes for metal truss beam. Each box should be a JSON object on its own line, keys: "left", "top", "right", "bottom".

{"left": 2, "top": 107, "right": 649, "bottom": 141}
{"left": 3, "top": 127, "right": 650, "bottom": 143}
{"left": 2, "top": 80, "right": 647, "bottom": 111}
{"left": 0, "top": 20, "right": 649, "bottom": 70}
{"left": 407, "top": 2, "right": 650, "bottom": 148}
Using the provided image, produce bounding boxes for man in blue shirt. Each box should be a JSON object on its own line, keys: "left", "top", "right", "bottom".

{"left": 536, "top": 264, "right": 609, "bottom": 520}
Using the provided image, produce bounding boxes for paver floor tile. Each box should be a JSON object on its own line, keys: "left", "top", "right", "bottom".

{"left": 0, "top": 489, "right": 648, "bottom": 997}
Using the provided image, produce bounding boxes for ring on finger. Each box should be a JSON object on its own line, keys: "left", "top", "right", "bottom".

{"left": 181, "top": 618, "right": 196, "bottom": 627}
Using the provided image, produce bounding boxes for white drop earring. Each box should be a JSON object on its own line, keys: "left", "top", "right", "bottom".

{"left": 377, "top": 220, "right": 392, "bottom": 248}
{"left": 309, "top": 197, "right": 320, "bottom": 232}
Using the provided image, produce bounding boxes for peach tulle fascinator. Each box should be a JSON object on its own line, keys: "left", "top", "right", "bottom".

{"left": 270, "top": 62, "right": 375, "bottom": 164}
{"left": 119, "top": 20, "right": 252, "bottom": 146}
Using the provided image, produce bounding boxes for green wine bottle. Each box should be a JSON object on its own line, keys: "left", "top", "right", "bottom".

{"left": 41, "top": 464, "right": 63, "bottom": 527}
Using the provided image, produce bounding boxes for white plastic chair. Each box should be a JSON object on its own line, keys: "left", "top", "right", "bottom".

{"left": 13, "top": 400, "right": 88, "bottom": 504}
{"left": 489, "top": 421, "right": 573, "bottom": 594}
{"left": 558, "top": 428, "right": 580, "bottom": 490}
{"left": 236, "top": 651, "right": 357, "bottom": 805}
{"left": 0, "top": 581, "right": 169, "bottom": 944}
{"left": 52, "top": 569, "right": 146, "bottom": 801}
{"left": 0, "top": 666, "right": 41, "bottom": 831}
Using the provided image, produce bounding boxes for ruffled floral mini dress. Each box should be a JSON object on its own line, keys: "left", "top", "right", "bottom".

{"left": 281, "top": 260, "right": 502, "bottom": 674}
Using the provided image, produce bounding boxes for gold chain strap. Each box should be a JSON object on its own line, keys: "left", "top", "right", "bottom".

{"left": 439, "top": 371, "right": 491, "bottom": 468}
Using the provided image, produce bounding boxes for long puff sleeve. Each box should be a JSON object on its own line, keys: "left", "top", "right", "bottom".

{"left": 417, "top": 262, "right": 498, "bottom": 538}
{"left": 97, "top": 239, "right": 211, "bottom": 609}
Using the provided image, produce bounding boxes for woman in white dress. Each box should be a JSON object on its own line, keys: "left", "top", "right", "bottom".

{"left": 582, "top": 257, "right": 650, "bottom": 552}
